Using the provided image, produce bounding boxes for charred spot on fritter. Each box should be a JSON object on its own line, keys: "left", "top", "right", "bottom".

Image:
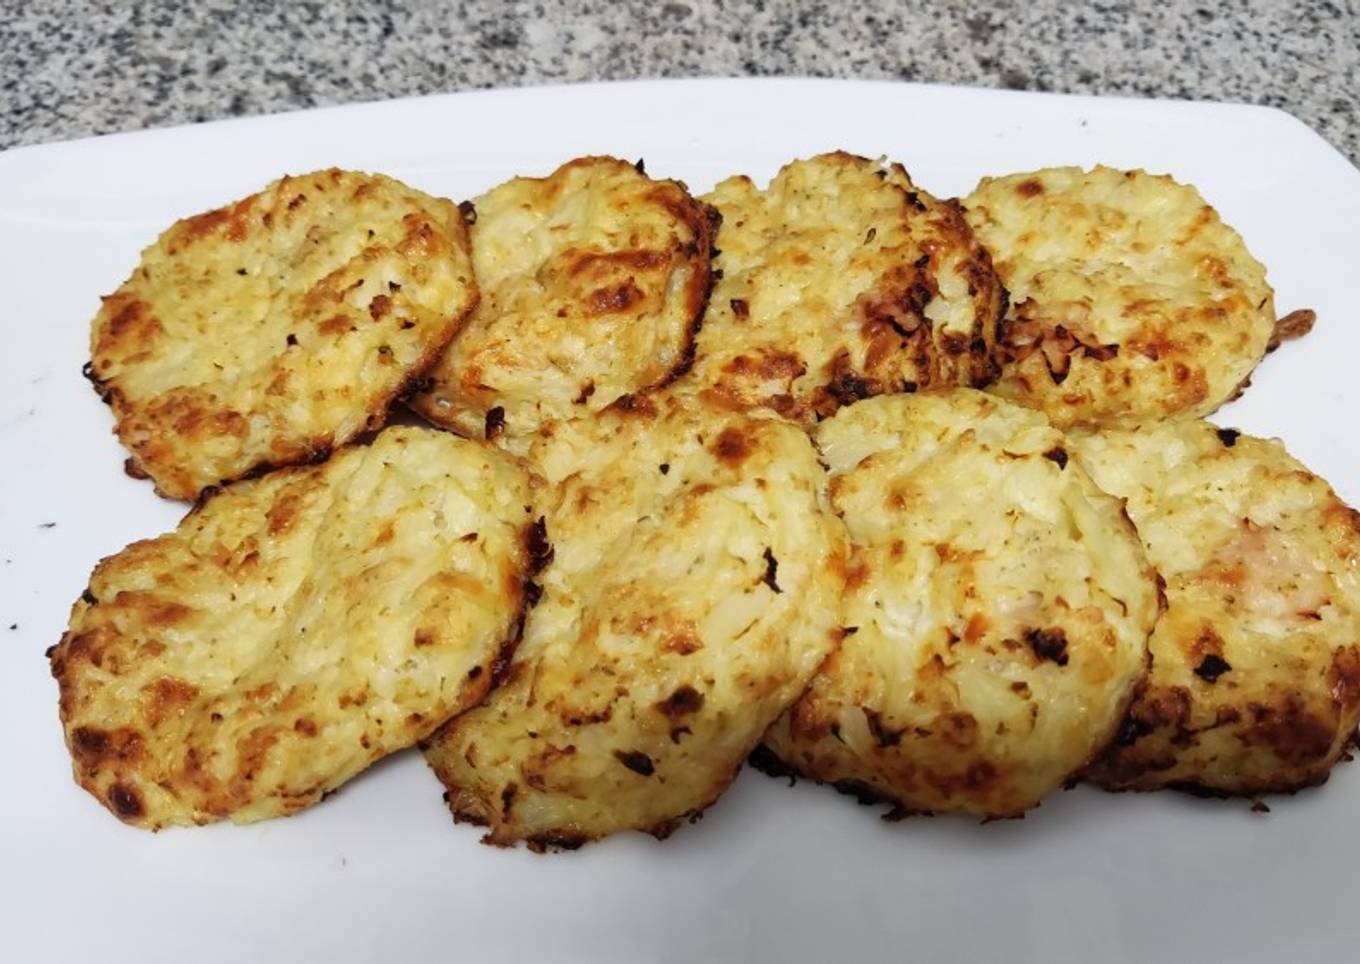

{"left": 108, "top": 783, "right": 145, "bottom": 820}
{"left": 1024, "top": 627, "right": 1070, "bottom": 666}
{"left": 712, "top": 426, "right": 751, "bottom": 465}
{"left": 608, "top": 393, "right": 658, "bottom": 418}
{"left": 525, "top": 830, "right": 588, "bottom": 853}
{"left": 762, "top": 547, "right": 782, "bottom": 593}
{"left": 748, "top": 744, "right": 800, "bottom": 785}
{"left": 863, "top": 708, "right": 904, "bottom": 747}
{"left": 1193, "top": 653, "right": 1232, "bottom": 682}
{"left": 526, "top": 517, "right": 554, "bottom": 573}
{"left": 485, "top": 406, "right": 506, "bottom": 440}
{"left": 1114, "top": 713, "right": 1156, "bottom": 746}
{"left": 656, "top": 685, "right": 705, "bottom": 719}
{"left": 613, "top": 749, "right": 655, "bottom": 776}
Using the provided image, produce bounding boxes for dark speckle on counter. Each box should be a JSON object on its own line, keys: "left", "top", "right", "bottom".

{"left": 1, "top": 1, "right": 1356, "bottom": 164}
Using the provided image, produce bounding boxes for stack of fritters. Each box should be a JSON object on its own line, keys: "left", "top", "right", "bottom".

{"left": 54, "top": 148, "right": 1356, "bottom": 844}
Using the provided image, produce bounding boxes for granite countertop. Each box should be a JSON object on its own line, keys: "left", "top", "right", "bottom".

{"left": 3, "top": 0, "right": 1357, "bottom": 165}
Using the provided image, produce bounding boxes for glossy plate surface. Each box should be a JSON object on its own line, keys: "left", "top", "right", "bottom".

{"left": 2, "top": 78, "right": 1357, "bottom": 963}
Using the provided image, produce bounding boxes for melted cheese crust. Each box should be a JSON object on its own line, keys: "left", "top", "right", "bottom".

{"left": 90, "top": 168, "right": 478, "bottom": 500}
{"left": 409, "top": 157, "right": 717, "bottom": 454}
{"left": 424, "top": 394, "right": 847, "bottom": 848}
{"left": 764, "top": 391, "right": 1158, "bottom": 816}
{"left": 1074, "top": 420, "right": 1360, "bottom": 793}
{"left": 671, "top": 153, "right": 1004, "bottom": 422}
{"left": 50, "top": 428, "right": 532, "bottom": 828}
{"left": 964, "top": 166, "right": 1275, "bottom": 427}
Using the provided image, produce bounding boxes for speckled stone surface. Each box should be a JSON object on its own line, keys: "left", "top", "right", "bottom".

{"left": 2, "top": 1, "right": 1357, "bottom": 164}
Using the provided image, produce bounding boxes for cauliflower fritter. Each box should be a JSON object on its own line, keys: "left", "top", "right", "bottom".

{"left": 963, "top": 166, "right": 1283, "bottom": 427}
{"left": 408, "top": 157, "right": 718, "bottom": 453}
{"left": 671, "top": 152, "right": 1004, "bottom": 422}
{"left": 49, "top": 427, "right": 533, "bottom": 828}
{"left": 423, "top": 394, "right": 847, "bottom": 849}
{"left": 1073, "top": 420, "right": 1360, "bottom": 794}
{"left": 762, "top": 391, "right": 1159, "bottom": 817}
{"left": 88, "top": 169, "right": 478, "bottom": 500}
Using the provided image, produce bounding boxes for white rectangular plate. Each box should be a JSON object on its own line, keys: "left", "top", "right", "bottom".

{"left": 2, "top": 78, "right": 1357, "bottom": 963}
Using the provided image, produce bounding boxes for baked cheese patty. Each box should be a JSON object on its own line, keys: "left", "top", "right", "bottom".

{"left": 423, "top": 393, "right": 847, "bottom": 849}
{"left": 762, "top": 391, "right": 1159, "bottom": 817}
{"left": 672, "top": 152, "right": 1004, "bottom": 421}
{"left": 89, "top": 168, "right": 478, "bottom": 500}
{"left": 50, "top": 427, "right": 532, "bottom": 828}
{"left": 1073, "top": 420, "right": 1360, "bottom": 794}
{"left": 409, "top": 156, "right": 717, "bottom": 453}
{"left": 963, "top": 166, "right": 1280, "bottom": 428}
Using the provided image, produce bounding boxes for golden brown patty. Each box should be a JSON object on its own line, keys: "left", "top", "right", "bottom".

{"left": 49, "top": 427, "right": 532, "bottom": 828}
{"left": 88, "top": 168, "right": 478, "bottom": 500}
{"left": 762, "top": 391, "right": 1159, "bottom": 817}
{"left": 423, "top": 394, "right": 847, "bottom": 849}
{"left": 1073, "top": 420, "right": 1360, "bottom": 794}
{"left": 408, "top": 157, "right": 717, "bottom": 454}
{"left": 671, "top": 152, "right": 1004, "bottom": 422}
{"left": 963, "top": 166, "right": 1283, "bottom": 428}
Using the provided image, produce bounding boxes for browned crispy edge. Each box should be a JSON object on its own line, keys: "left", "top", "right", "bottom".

{"left": 463, "top": 757, "right": 749, "bottom": 855}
